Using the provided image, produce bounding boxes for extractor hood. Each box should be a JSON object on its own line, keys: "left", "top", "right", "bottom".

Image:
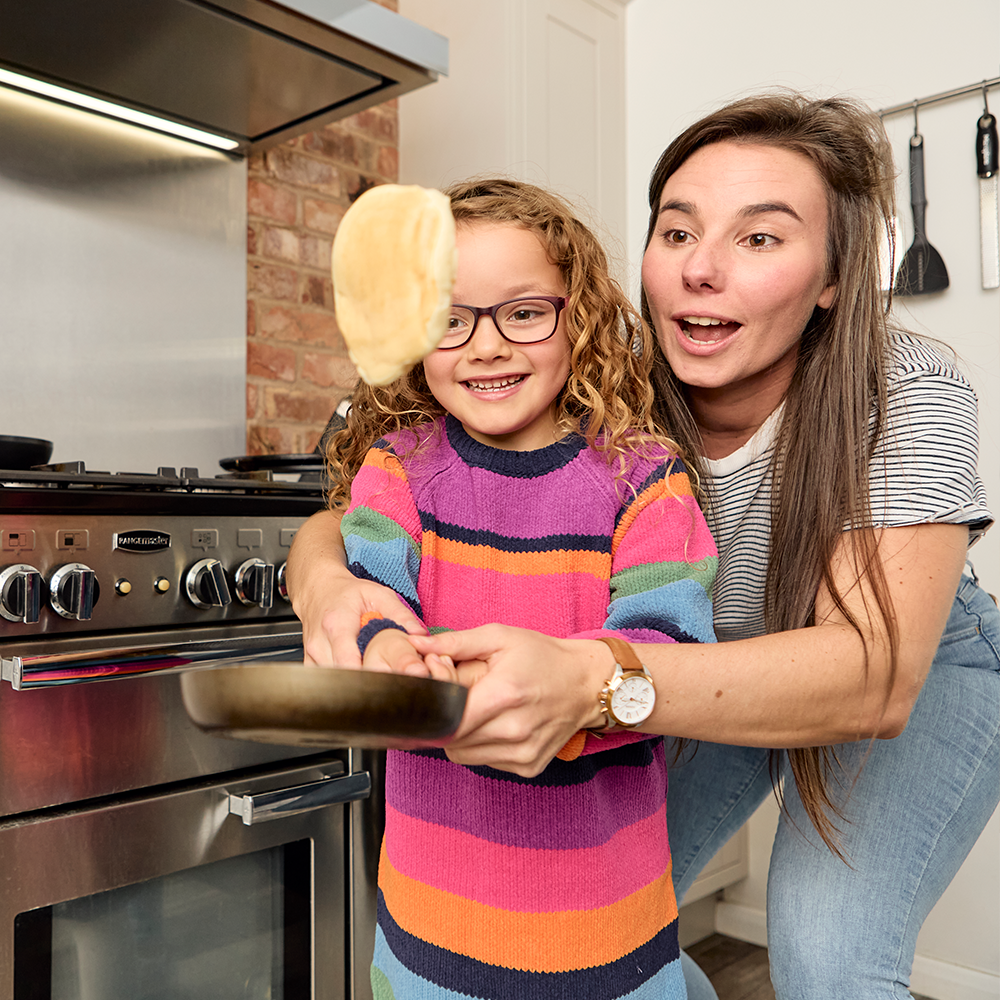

{"left": 0, "top": 0, "right": 447, "bottom": 154}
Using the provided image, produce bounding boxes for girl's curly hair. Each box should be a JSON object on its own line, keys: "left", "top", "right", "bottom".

{"left": 327, "top": 177, "right": 676, "bottom": 508}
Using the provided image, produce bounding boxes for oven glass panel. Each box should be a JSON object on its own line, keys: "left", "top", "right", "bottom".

{"left": 13, "top": 841, "right": 311, "bottom": 1000}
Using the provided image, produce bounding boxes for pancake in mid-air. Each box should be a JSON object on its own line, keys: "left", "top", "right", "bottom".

{"left": 332, "top": 184, "right": 457, "bottom": 386}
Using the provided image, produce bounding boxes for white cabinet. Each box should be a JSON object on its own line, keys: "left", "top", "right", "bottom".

{"left": 399, "top": 0, "right": 629, "bottom": 246}
{"left": 681, "top": 824, "right": 750, "bottom": 905}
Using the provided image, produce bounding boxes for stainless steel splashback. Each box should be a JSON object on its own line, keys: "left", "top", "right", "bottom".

{"left": 0, "top": 85, "right": 247, "bottom": 475}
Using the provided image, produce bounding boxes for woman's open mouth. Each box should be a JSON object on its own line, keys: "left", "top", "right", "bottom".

{"left": 679, "top": 316, "right": 742, "bottom": 343}
{"left": 463, "top": 375, "right": 527, "bottom": 394}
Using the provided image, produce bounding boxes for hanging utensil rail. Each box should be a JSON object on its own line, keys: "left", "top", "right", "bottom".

{"left": 879, "top": 77, "right": 1000, "bottom": 119}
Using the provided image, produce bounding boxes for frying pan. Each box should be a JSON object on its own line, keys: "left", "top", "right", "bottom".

{"left": 0, "top": 435, "right": 53, "bottom": 469}
{"left": 180, "top": 662, "right": 468, "bottom": 749}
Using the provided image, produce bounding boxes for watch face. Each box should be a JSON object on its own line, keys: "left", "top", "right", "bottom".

{"left": 610, "top": 675, "right": 654, "bottom": 726}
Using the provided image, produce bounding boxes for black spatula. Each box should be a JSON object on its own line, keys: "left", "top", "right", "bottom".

{"left": 894, "top": 132, "right": 949, "bottom": 295}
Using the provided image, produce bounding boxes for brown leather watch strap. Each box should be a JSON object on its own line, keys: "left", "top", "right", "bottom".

{"left": 594, "top": 635, "right": 643, "bottom": 672}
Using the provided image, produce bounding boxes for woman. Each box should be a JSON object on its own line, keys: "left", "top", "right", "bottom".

{"left": 287, "top": 93, "right": 999, "bottom": 999}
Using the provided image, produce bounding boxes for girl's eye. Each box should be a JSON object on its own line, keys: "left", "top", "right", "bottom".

{"left": 745, "top": 233, "right": 778, "bottom": 248}
{"left": 509, "top": 308, "right": 539, "bottom": 322}
{"left": 662, "top": 229, "right": 691, "bottom": 245}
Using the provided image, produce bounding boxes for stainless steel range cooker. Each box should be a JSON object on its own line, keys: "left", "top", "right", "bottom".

{"left": 0, "top": 462, "right": 381, "bottom": 1000}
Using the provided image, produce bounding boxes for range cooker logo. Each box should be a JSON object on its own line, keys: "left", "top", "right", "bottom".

{"left": 113, "top": 530, "right": 171, "bottom": 552}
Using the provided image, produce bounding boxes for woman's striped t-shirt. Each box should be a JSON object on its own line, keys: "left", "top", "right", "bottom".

{"left": 341, "top": 414, "right": 718, "bottom": 1000}
{"left": 706, "top": 333, "right": 993, "bottom": 642}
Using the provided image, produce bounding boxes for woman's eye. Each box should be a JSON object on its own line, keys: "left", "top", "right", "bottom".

{"left": 745, "top": 233, "right": 778, "bottom": 248}
{"left": 663, "top": 229, "right": 691, "bottom": 245}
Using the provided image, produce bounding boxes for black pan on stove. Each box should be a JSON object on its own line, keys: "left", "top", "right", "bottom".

{"left": 220, "top": 408, "right": 346, "bottom": 480}
{"left": 0, "top": 435, "right": 53, "bottom": 469}
{"left": 219, "top": 453, "right": 324, "bottom": 476}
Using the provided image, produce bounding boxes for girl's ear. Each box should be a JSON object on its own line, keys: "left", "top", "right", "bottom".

{"left": 817, "top": 283, "right": 837, "bottom": 309}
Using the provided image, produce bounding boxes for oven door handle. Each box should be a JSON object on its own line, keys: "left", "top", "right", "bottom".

{"left": 229, "top": 771, "right": 372, "bottom": 825}
{"left": 1, "top": 627, "right": 305, "bottom": 689}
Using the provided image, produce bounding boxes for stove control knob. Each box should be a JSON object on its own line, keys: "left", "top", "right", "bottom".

{"left": 185, "top": 558, "right": 232, "bottom": 609}
{"left": 234, "top": 558, "right": 275, "bottom": 609}
{"left": 276, "top": 562, "right": 290, "bottom": 603}
{"left": 0, "top": 564, "right": 43, "bottom": 624}
{"left": 49, "top": 563, "right": 98, "bottom": 621}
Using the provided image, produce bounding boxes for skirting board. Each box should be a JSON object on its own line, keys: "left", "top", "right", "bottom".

{"left": 714, "top": 902, "right": 999, "bottom": 1000}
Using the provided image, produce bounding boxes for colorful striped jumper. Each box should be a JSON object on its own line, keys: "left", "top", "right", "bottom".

{"left": 342, "top": 414, "right": 718, "bottom": 1000}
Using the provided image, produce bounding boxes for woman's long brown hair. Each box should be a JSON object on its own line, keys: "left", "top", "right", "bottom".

{"left": 327, "top": 177, "right": 677, "bottom": 508}
{"left": 641, "top": 92, "right": 900, "bottom": 853}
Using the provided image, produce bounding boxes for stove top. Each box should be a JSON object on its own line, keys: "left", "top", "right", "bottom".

{"left": 0, "top": 460, "right": 327, "bottom": 640}
{"left": 1, "top": 461, "right": 325, "bottom": 494}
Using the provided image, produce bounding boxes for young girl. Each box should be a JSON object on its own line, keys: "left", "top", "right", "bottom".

{"left": 327, "top": 178, "right": 717, "bottom": 1000}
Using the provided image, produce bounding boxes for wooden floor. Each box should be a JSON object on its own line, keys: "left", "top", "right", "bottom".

{"left": 688, "top": 935, "right": 776, "bottom": 1000}
{"left": 687, "top": 934, "right": 934, "bottom": 1000}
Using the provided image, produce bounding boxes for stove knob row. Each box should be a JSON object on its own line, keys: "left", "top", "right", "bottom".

{"left": 183, "top": 558, "right": 288, "bottom": 610}
{"left": 0, "top": 562, "right": 101, "bottom": 623}
{"left": 1, "top": 558, "right": 292, "bottom": 622}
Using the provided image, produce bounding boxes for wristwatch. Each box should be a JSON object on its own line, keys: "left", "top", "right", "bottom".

{"left": 594, "top": 636, "right": 655, "bottom": 730}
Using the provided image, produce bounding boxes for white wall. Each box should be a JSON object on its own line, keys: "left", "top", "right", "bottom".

{"left": 626, "top": 2, "right": 999, "bottom": 995}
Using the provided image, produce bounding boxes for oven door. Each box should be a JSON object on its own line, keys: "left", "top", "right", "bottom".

{"left": 0, "top": 759, "right": 369, "bottom": 1000}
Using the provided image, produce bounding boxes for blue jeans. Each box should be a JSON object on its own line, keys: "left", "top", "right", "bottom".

{"left": 669, "top": 572, "right": 1000, "bottom": 1000}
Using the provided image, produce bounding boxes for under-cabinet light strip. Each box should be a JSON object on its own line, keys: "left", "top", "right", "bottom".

{"left": 0, "top": 66, "right": 241, "bottom": 151}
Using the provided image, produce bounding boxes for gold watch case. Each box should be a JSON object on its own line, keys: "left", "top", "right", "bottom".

{"left": 594, "top": 636, "right": 655, "bottom": 730}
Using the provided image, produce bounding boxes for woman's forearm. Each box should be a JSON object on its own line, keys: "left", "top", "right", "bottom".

{"left": 637, "top": 624, "right": 893, "bottom": 746}
{"left": 285, "top": 509, "right": 349, "bottom": 604}
{"left": 285, "top": 510, "right": 352, "bottom": 663}
{"left": 286, "top": 508, "right": 426, "bottom": 665}
{"left": 640, "top": 522, "right": 968, "bottom": 746}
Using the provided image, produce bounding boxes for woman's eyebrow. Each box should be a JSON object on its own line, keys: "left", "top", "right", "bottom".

{"left": 738, "top": 201, "right": 804, "bottom": 223}
{"left": 657, "top": 199, "right": 804, "bottom": 223}
{"left": 658, "top": 199, "right": 694, "bottom": 216}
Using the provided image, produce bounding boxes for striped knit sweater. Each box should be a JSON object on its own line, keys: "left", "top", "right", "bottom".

{"left": 342, "top": 414, "right": 718, "bottom": 1000}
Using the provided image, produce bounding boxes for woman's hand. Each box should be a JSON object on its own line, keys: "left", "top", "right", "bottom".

{"left": 411, "top": 626, "right": 611, "bottom": 775}
{"left": 285, "top": 510, "right": 426, "bottom": 666}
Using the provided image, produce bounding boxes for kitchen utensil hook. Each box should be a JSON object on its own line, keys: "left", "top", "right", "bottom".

{"left": 911, "top": 100, "right": 920, "bottom": 137}
{"left": 984, "top": 82, "right": 991, "bottom": 116}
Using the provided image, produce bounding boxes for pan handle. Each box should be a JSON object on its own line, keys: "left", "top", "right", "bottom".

{"left": 229, "top": 771, "right": 372, "bottom": 825}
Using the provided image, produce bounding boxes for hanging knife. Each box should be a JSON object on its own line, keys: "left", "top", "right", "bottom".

{"left": 977, "top": 111, "right": 999, "bottom": 290}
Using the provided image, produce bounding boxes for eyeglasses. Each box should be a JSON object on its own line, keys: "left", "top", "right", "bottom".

{"left": 438, "top": 296, "right": 567, "bottom": 350}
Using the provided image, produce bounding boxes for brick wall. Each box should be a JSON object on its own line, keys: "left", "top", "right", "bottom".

{"left": 245, "top": 0, "right": 399, "bottom": 456}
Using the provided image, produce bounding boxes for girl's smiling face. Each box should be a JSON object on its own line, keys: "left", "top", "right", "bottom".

{"left": 642, "top": 141, "right": 837, "bottom": 423}
{"left": 423, "top": 222, "right": 571, "bottom": 451}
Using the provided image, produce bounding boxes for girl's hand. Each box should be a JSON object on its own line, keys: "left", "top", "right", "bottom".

{"left": 411, "top": 625, "right": 611, "bottom": 776}
{"left": 299, "top": 576, "right": 426, "bottom": 668}
{"left": 363, "top": 629, "right": 458, "bottom": 683}
{"left": 285, "top": 510, "right": 426, "bottom": 667}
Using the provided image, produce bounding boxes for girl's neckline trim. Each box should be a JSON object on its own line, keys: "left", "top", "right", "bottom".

{"left": 703, "top": 405, "right": 783, "bottom": 478}
{"left": 444, "top": 413, "right": 586, "bottom": 476}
